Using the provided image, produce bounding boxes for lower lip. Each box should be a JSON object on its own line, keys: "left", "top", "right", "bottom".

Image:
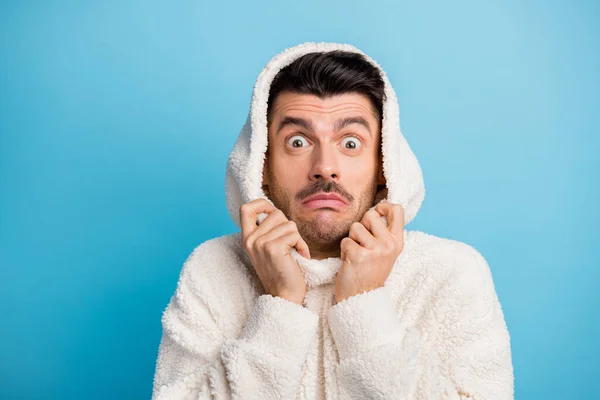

{"left": 302, "top": 199, "right": 347, "bottom": 210}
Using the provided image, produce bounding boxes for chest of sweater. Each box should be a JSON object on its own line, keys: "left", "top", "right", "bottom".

{"left": 295, "top": 284, "right": 339, "bottom": 400}
{"left": 289, "top": 266, "right": 446, "bottom": 400}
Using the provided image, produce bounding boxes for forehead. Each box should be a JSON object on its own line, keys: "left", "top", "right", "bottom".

{"left": 270, "top": 92, "right": 379, "bottom": 121}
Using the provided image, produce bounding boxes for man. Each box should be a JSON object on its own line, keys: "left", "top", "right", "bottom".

{"left": 151, "top": 42, "right": 514, "bottom": 399}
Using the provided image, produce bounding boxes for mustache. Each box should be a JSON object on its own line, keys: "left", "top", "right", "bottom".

{"left": 296, "top": 180, "right": 354, "bottom": 203}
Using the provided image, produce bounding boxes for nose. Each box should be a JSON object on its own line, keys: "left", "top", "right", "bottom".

{"left": 309, "top": 144, "right": 340, "bottom": 182}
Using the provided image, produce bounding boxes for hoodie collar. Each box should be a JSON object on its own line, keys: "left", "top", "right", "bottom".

{"left": 226, "top": 42, "right": 425, "bottom": 288}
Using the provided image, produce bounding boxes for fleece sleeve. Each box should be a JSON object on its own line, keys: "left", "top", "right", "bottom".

{"left": 327, "top": 245, "right": 514, "bottom": 400}
{"left": 151, "top": 248, "right": 319, "bottom": 399}
{"left": 327, "top": 285, "right": 422, "bottom": 400}
{"left": 437, "top": 245, "right": 515, "bottom": 400}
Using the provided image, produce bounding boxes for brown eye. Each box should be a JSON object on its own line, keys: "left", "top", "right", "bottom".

{"left": 287, "top": 135, "right": 308, "bottom": 148}
{"left": 341, "top": 136, "right": 361, "bottom": 150}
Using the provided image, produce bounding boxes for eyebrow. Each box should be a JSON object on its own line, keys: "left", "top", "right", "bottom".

{"left": 275, "top": 116, "right": 373, "bottom": 137}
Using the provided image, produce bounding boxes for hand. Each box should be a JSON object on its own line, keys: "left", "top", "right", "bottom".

{"left": 334, "top": 202, "right": 405, "bottom": 304}
{"left": 240, "top": 199, "right": 311, "bottom": 305}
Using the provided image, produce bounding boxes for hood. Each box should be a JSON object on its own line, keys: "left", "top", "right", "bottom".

{"left": 225, "top": 42, "right": 425, "bottom": 288}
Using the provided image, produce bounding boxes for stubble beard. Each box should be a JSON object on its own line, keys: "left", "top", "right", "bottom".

{"left": 265, "top": 172, "right": 378, "bottom": 258}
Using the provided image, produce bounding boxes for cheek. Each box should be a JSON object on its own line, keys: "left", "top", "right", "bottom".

{"left": 341, "top": 158, "right": 379, "bottom": 199}
{"left": 268, "top": 155, "right": 308, "bottom": 196}
{"left": 344, "top": 157, "right": 377, "bottom": 182}
{"left": 271, "top": 154, "right": 307, "bottom": 181}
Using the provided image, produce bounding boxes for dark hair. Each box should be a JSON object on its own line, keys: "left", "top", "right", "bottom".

{"left": 266, "top": 50, "right": 386, "bottom": 130}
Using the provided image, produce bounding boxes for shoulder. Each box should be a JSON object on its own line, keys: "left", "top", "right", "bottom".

{"left": 405, "top": 232, "right": 513, "bottom": 387}
{"left": 396, "top": 231, "right": 509, "bottom": 336}
{"left": 178, "top": 231, "right": 257, "bottom": 286}
{"left": 405, "top": 230, "right": 493, "bottom": 277}
{"left": 398, "top": 230, "right": 499, "bottom": 298}
{"left": 184, "top": 232, "right": 248, "bottom": 272}
{"left": 173, "top": 232, "right": 261, "bottom": 320}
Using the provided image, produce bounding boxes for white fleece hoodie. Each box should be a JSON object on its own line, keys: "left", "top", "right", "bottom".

{"left": 151, "top": 42, "right": 514, "bottom": 400}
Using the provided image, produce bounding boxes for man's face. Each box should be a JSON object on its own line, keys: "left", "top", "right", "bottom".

{"left": 263, "top": 91, "right": 386, "bottom": 258}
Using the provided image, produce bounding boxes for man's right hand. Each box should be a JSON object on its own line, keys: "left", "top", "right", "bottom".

{"left": 240, "top": 199, "right": 311, "bottom": 306}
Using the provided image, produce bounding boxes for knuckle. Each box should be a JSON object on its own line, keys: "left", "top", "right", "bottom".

{"left": 266, "top": 209, "right": 281, "bottom": 222}
{"left": 254, "top": 236, "right": 265, "bottom": 250}
{"left": 274, "top": 209, "right": 286, "bottom": 219}
{"left": 286, "top": 220, "right": 298, "bottom": 232}
{"left": 355, "top": 249, "right": 367, "bottom": 263}
{"left": 385, "top": 240, "right": 395, "bottom": 252}
{"left": 395, "top": 242, "right": 403, "bottom": 254}
{"left": 389, "top": 238, "right": 401, "bottom": 252}
{"left": 340, "top": 237, "right": 350, "bottom": 248}
{"left": 242, "top": 238, "right": 252, "bottom": 250}
{"left": 263, "top": 240, "right": 276, "bottom": 254}
{"left": 394, "top": 204, "right": 404, "bottom": 217}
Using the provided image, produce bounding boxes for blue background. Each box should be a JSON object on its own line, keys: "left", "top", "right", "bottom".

{"left": 1, "top": 1, "right": 598, "bottom": 398}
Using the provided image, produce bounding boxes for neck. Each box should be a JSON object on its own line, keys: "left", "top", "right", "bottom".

{"left": 307, "top": 241, "right": 341, "bottom": 260}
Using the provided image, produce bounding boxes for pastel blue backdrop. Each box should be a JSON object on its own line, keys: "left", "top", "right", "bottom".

{"left": 1, "top": 1, "right": 598, "bottom": 399}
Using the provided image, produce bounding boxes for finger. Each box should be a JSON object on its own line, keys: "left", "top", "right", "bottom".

{"left": 257, "top": 220, "right": 297, "bottom": 247}
{"left": 340, "top": 236, "right": 362, "bottom": 262}
{"left": 240, "top": 199, "right": 276, "bottom": 241}
{"left": 255, "top": 220, "right": 311, "bottom": 259}
{"left": 251, "top": 209, "right": 288, "bottom": 240}
{"left": 294, "top": 233, "right": 311, "bottom": 259}
{"left": 375, "top": 202, "right": 405, "bottom": 237}
{"left": 361, "top": 209, "right": 388, "bottom": 239}
{"left": 349, "top": 222, "right": 377, "bottom": 249}
{"left": 277, "top": 231, "right": 311, "bottom": 259}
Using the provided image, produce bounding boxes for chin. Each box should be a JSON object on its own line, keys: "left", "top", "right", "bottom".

{"left": 298, "top": 213, "right": 351, "bottom": 238}
{"left": 306, "top": 226, "right": 349, "bottom": 247}
{"left": 304, "top": 208, "right": 346, "bottom": 223}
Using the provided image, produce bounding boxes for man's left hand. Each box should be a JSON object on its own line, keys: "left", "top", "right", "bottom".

{"left": 334, "top": 202, "right": 405, "bottom": 304}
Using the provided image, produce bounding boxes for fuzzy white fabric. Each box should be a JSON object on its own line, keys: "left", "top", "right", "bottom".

{"left": 151, "top": 41, "right": 514, "bottom": 399}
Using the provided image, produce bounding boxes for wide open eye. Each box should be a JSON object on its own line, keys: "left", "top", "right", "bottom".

{"left": 287, "top": 135, "right": 309, "bottom": 148}
{"left": 341, "top": 136, "right": 362, "bottom": 150}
